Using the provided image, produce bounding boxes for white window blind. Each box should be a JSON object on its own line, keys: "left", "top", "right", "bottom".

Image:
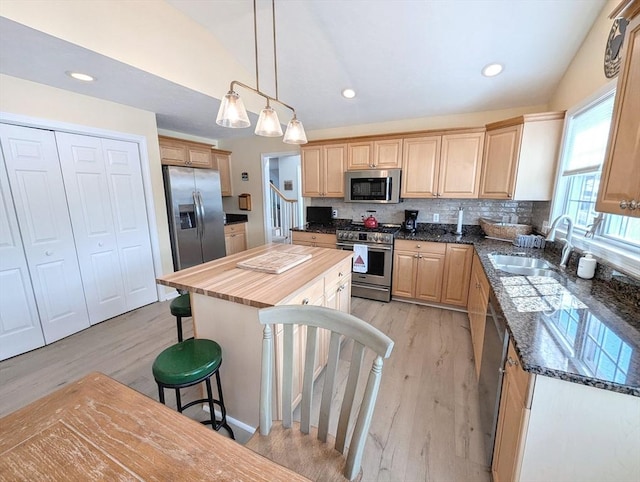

{"left": 562, "top": 92, "right": 615, "bottom": 175}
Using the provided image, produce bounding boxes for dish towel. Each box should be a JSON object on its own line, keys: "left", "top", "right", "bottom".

{"left": 353, "top": 244, "right": 368, "bottom": 273}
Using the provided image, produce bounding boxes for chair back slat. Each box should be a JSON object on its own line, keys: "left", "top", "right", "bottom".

{"left": 300, "top": 325, "right": 318, "bottom": 434}
{"left": 282, "top": 324, "right": 294, "bottom": 428}
{"left": 259, "top": 324, "right": 273, "bottom": 436}
{"left": 318, "top": 330, "right": 342, "bottom": 442}
{"left": 335, "top": 341, "right": 365, "bottom": 453}
{"left": 345, "top": 355, "right": 384, "bottom": 480}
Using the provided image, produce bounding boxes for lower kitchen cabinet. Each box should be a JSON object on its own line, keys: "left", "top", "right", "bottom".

{"left": 492, "top": 341, "right": 531, "bottom": 482}
{"left": 291, "top": 231, "right": 337, "bottom": 248}
{"left": 467, "top": 253, "right": 490, "bottom": 378}
{"left": 492, "top": 340, "right": 640, "bottom": 482}
{"left": 224, "top": 222, "right": 247, "bottom": 255}
{"left": 392, "top": 240, "right": 472, "bottom": 306}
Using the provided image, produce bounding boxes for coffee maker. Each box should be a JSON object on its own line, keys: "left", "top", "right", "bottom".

{"left": 403, "top": 210, "right": 419, "bottom": 233}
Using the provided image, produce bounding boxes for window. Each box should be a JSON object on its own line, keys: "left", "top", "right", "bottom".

{"left": 552, "top": 85, "right": 640, "bottom": 275}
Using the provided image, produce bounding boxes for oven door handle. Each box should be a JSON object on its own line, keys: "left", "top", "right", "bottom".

{"left": 336, "top": 242, "right": 393, "bottom": 251}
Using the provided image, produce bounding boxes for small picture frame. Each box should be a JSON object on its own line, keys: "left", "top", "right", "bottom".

{"left": 284, "top": 180, "right": 293, "bottom": 191}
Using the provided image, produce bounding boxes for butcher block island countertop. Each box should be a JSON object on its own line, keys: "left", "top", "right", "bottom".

{"left": 157, "top": 243, "right": 352, "bottom": 308}
{"left": 157, "top": 243, "right": 353, "bottom": 428}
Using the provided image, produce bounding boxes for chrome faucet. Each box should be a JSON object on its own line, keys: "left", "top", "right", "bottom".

{"left": 546, "top": 214, "right": 574, "bottom": 268}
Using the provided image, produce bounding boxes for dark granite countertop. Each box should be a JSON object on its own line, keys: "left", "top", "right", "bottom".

{"left": 291, "top": 219, "right": 351, "bottom": 234}
{"left": 408, "top": 225, "right": 639, "bottom": 396}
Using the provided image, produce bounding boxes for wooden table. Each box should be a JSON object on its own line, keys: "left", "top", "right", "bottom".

{"left": 0, "top": 372, "right": 309, "bottom": 481}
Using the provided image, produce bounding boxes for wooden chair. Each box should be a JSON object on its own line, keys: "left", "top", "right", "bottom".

{"left": 246, "top": 305, "right": 394, "bottom": 481}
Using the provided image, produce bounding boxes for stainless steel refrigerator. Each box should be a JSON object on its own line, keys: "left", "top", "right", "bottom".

{"left": 163, "top": 166, "right": 226, "bottom": 270}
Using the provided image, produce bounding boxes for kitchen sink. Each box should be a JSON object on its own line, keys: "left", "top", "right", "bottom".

{"left": 489, "top": 254, "right": 555, "bottom": 276}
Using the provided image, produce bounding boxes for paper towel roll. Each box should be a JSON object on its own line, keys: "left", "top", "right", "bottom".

{"left": 456, "top": 208, "right": 463, "bottom": 234}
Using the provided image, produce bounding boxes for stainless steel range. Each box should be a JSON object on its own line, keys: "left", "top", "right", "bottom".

{"left": 336, "top": 224, "right": 400, "bottom": 302}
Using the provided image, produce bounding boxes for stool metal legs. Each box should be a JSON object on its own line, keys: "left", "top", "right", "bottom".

{"left": 176, "top": 315, "right": 184, "bottom": 342}
{"left": 156, "top": 370, "right": 235, "bottom": 440}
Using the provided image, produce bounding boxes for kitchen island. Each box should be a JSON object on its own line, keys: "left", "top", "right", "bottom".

{"left": 157, "top": 243, "right": 352, "bottom": 429}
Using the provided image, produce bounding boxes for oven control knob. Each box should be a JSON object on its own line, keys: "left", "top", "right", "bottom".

{"left": 384, "top": 235, "right": 391, "bottom": 243}
{"left": 348, "top": 233, "right": 355, "bottom": 240}
{"left": 337, "top": 232, "right": 343, "bottom": 239}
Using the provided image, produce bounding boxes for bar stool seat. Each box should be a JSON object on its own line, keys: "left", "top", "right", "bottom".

{"left": 152, "top": 338, "right": 234, "bottom": 439}
{"left": 170, "top": 294, "right": 191, "bottom": 342}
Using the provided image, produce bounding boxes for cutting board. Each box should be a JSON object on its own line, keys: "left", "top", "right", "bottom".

{"left": 236, "top": 251, "right": 312, "bottom": 274}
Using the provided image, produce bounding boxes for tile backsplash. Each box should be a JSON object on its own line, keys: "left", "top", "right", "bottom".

{"left": 308, "top": 198, "right": 549, "bottom": 230}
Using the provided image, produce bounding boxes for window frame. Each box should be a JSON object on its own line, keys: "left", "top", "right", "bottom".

{"left": 549, "top": 80, "right": 640, "bottom": 279}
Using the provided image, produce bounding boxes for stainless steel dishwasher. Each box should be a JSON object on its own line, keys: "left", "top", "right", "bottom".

{"left": 478, "top": 290, "right": 510, "bottom": 467}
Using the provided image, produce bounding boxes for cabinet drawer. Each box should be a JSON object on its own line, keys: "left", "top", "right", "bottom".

{"left": 280, "top": 278, "right": 325, "bottom": 306}
{"left": 394, "top": 239, "right": 446, "bottom": 254}
{"left": 324, "top": 259, "right": 352, "bottom": 289}
{"left": 292, "top": 232, "right": 336, "bottom": 246}
{"left": 224, "top": 223, "right": 246, "bottom": 235}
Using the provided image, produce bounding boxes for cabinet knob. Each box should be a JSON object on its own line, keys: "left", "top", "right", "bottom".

{"left": 45, "top": 250, "right": 53, "bottom": 256}
{"left": 506, "top": 357, "right": 518, "bottom": 367}
{"left": 507, "top": 193, "right": 512, "bottom": 198}
{"left": 416, "top": 244, "right": 421, "bottom": 248}
{"left": 302, "top": 298, "right": 310, "bottom": 305}
{"left": 414, "top": 254, "right": 419, "bottom": 258}
{"left": 337, "top": 285, "right": 345, "bottom": 292}
{"left": 339, "top": 271, "right": 344, "bottom": 277}
{"left": 620, "top": 199, "right": 628, "bottom": 209}
{"left": 98, "top": 242, "right": 103, "bottom": 247}
{"left": 629, "top": 199, "right": 638, "bottom": 210}
{"left": 312, "top": 236, "right": 316, "bottom": 239}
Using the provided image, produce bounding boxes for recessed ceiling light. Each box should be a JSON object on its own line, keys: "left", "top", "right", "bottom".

{"left": 66, "top": 71, "right": 95, "bottom": 82}
{"left": 342, "top": 88, "right": 356, "bottom": 99}
{"left": 482, "top": 63, "right": 503, "bottom": 77}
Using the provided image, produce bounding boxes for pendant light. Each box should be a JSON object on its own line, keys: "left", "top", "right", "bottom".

{"left": 215, "top": 0, "right": 307, "bottom": 144}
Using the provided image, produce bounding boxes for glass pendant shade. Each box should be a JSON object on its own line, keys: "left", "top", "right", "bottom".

{"left": 283, "top": 115, "right": 308, "bottom": 144}
{"left": 216, "top": 90, "right": 250, "bottom": 128}
{"left": 254, "top": 106, "right": 283, "bottom": 137}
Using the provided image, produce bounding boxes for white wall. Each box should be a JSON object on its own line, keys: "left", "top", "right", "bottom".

{"left": 277, "top": 155, "right": 301, "bottom": 201}
{"left": 0, "top": 74, "right": 174, "bottom": 296}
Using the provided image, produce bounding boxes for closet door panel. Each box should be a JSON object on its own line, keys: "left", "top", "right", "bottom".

{"left": 102, "top": 139, "right": 156, "bottom": 308}
{"left": 55, "top": 132, "right": 126, "bottom": 324}
{"left": 0, "top": 150, "right": 44, "bottom": 360}
{"left": 0, "top": 124, "right": 89, "bottom": 343}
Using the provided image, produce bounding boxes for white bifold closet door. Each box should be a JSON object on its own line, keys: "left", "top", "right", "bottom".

{"left": 0, "top": 124, "right": 90, "bottom": 344}
{"left": 55, "top": 132, "right": 156, "bottom": 324}
{"left": 0, "top": 146, "right": 45, "bottom": 360}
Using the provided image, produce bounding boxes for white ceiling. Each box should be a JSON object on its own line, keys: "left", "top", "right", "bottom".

{"left": 0, "top": 0, "right": 606, "bottom": 140}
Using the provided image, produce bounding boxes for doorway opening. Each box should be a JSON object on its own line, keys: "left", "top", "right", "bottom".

{"left": 261, "top": 152, "right": 303, "bottom": 244}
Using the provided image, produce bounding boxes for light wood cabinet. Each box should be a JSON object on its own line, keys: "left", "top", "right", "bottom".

{"left": 401, "top": 130, "right": 485, "bottom": 198}
{"left": 596, "top": 2, "right": 640, "bottom": 217}
{"left": 467, "top": 253, "right": 490, "bottom": 378}
{"left": 224, "top": 222, "right": 247, "bottom": 255}
{"left": 159, "top": 136, "right": 214, "bottom": 168}
{"left": 213, "top": 150, "right": 233, "bottom": 197}
{"left": 301, "top": 143, "right": 346, "bottom": 197}
{"left": 441, "top": 244, "right": 473, "bottom": 306}
{"left": 492, "top": 341, "right": 532, "bottom": 482}
{"left": 347, "top": 138, "right": 403, "bottom": 170}
{"left": 480, "top": 112, "right": 565, "bottom": 201}
{"left": 392, "top": 240, "right": 446, "bottom": 302}
{"left": 393, "top": 240, "right": 473, "bottom": 306}
{"left": 291, "top": 231, "right": 337, "bottom": 249}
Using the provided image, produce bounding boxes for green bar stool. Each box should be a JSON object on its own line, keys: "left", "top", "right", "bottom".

{"left": 170, "top": 293, "right": 191, "bottom": 342}
{"left": 152, "top": 338, "right": 235, "bottom": 439}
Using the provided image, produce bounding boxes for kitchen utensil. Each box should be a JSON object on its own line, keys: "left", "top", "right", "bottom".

{"left": 364, "top": 211, "right": 378, "bottom": 228}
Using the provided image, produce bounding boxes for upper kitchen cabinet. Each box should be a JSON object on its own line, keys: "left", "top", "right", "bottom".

{"left": 596, "top": 0, "right": 640, "bottom": 217}
{"left": 401, "top": 129, "right": 485, "bottom": 198}
{"left": 212, "top": 149, "right": 233, "bottom": 197}
{"left": 479, "top": 112, "right": 565, "bottom": 200}
{"left": 159, "top": 136, "right": 213, "bottom": 169}
{"left": 347, "top": 137, "right": 403, "bottom": 170}
{"left": 301, "top": 142, "right": 347, "bottom": 197}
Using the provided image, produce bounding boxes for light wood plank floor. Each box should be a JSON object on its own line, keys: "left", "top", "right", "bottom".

{"left": 0, "top": 297, "right": 491, "bottom": 482}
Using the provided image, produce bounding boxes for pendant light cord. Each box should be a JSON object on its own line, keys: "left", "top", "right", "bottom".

{"left": 253, "top": 0, "right": 260, "bottom": 92}
{"left": 272, "top": 0, "right": 279, "bottom": 101}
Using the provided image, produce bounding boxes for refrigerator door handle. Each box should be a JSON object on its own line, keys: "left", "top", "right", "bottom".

{"left": 193, "top": 190, "right": 202, "bottom": 240}
{"left": 197, "top": 191, "right": 206, "bottom": 239}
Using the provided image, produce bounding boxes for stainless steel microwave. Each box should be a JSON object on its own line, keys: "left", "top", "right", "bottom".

{"left": 345, "top": 169, "right": 401, "bottom": 203}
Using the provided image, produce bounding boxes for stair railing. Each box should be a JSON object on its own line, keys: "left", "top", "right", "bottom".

{"left": 269, "top": 183, "right": 299, "bottom": 244}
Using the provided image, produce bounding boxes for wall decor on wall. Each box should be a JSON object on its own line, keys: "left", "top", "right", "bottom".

{"left": 242, "top": 172, "right": 249, "bottom": 181}
{"left": 284, "top": 180, "right": 293, "bottom": 191}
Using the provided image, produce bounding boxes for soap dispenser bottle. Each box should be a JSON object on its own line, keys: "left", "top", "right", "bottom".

{"left": 577, "top": 252, "right": 597, "bottom": 279}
